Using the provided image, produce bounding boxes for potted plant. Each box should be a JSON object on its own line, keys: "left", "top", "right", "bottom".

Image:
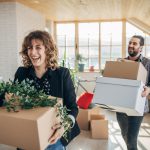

{"left": 89, "top": 65, "right": 95, "bottom": 72}
{"left": 0, "top": 79, "right": 72, "bottom": 141}
{"left": 76, "top": 54, "right": 85, "bottom": 72}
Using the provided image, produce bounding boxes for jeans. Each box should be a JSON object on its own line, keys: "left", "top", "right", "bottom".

{"left": 116, "top": 112, "right": 143, "bottom": 150}
{"left": 45, "top": 139, "right": 65, "bottom": 150}
{"left": 16, "top": 140, "right": 65, "bottom": 150}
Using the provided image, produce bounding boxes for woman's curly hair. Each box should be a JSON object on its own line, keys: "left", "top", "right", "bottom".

{"left": 20, "top": 30, "right": 58, "bottom": 70}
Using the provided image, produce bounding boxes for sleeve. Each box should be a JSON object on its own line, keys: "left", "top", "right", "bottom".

{"left": 145, "top": 62, "right": 150, "bottom": 87}
{"left": 0, "top": 79, "right": 4, "bottom": 106}
{"left": 14, "top": 67, "right": 28, "bottom": 83}
{"left": 0, "top": 67, "right": 24, "bottom": 106}
{"left": 62, "top": 68, "right": 78, "bottom": 119}
{"left": 0, "top": 93, "right": 4, "bottom": 106}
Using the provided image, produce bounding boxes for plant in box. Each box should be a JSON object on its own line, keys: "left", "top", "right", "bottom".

{"left": 0, "top": 79, "right": 72, "bottom": 141}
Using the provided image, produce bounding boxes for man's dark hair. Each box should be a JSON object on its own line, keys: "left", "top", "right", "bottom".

{"left": 132, "top": 35, "right": 144, "bottom": 46}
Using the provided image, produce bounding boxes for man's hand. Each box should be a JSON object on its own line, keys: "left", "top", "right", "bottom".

{"left": 141, "top": 86, "right": 150, "bottom": 97}
{"left": 48, "top": 123, "right": 65, "bottom": 145}
{"left": 117, "top": 58, "right": 133, "bottom": 62}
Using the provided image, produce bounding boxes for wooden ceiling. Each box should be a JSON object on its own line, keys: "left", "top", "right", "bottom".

{"left": 1, "top": 0, "right": 150, "bottom": 31}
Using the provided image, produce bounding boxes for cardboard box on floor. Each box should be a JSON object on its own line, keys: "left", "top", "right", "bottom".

{"left": 103, "top": 61, "right": 147, "bottom": 84}
{"left": 90, "top": 114, "right": 108, "bottom": 139}
{"left": 93, "top": 77, "right": 146, "bottom": 116}
{"left": 77, "top": 107, "right": 100, "bottom": 130}
{"left": 0, "top": 106, "right": 60, "bottom": 150}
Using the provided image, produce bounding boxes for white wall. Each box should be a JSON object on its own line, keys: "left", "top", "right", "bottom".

{"left": 46, "top": 20, "right": 54, "bottom": 36}
{"left": 16, "top": 2, "right": 45, "bottom": 66}
{"left": 0, "top": 2, "right": 45, "bottom": 81}
{"left": 0, "top": 2, "right": 18, "bottom": 81}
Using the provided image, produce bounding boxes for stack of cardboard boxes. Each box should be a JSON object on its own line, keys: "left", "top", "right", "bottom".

{"left": 77, "top": 61, "right": 147, "bottom": 140}
{"left": 93, "top": 61, "right": 147, "bottom": 116}
{"left": 77, "top": 107, "right": 108, "bottom": 139}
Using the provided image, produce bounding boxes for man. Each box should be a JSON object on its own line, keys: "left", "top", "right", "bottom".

{"left": 116, "top": 35, "right": 150, "bottom": 150}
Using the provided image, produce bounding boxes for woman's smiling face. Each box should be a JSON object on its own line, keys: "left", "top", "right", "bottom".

{"left": 27, "top": 39, "right": 46, "bottom": 69}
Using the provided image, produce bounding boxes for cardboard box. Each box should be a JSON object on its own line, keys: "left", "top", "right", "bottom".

{"left": 93, "top": 77, "right": 146, "bottom": 116}
{"left": 90, "top": 114, "right": 108, "bottom": 139}
{"left": 77, "top": 107, "right": 100, "bottom": 130}
{"left": 103, "top": 61, "right": 147, "bottom": 84}
{"left": 0, "top": 107, "right": 59, "bottom": 150}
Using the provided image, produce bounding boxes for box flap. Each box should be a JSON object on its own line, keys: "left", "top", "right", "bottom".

{"left": 90, "top": 114, "right": 105, "bottom": 120}
{"left": 137, "top": 63, "right": 147, "bottom": 84}
{"left": 0, "top": 107, "right": 54, "bottom": 120}
{"left": 103, "top": 61, "right": 138, "bottom": 78}
{"left": 96, "top": 77, "right": 142, "bottom": 87}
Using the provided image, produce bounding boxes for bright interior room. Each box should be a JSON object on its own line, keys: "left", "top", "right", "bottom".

{"left": 0, "top": 0, "right": 150, "bottom": 150}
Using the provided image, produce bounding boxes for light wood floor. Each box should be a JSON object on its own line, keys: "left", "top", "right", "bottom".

{"left": 1, "top": 110, "right": 150, "bottom": 150}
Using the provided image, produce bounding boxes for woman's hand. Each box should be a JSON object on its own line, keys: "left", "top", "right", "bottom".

{"left": 48, "top": 123, "right": 65, "bottom": 145}
{"left": 4, "top": 93, "right": 20, "bottom": 107}
{"left": 5, "top": 93, "right": 13, "bottom": 102}
{"left": 141, "top": 86, "right": 150, "bottom": 97}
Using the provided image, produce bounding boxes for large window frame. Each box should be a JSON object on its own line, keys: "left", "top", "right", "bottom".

{"left": 55, "top": 20, "right": 150, "bottom": 71}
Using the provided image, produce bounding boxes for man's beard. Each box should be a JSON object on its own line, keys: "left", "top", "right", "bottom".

{"left": 128, "top": 50, "right": 138, "bottom": 57}
{"left": 128, "top": 48, "right": 138, "bottom": 57}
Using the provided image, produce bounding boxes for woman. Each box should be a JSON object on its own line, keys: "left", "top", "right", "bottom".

{"left": 15, "top": 30, "right": 80, "bottom": 150}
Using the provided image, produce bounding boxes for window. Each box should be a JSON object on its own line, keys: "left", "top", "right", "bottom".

{"left": 56, "top": 21, "right": 149, "bottom": 71}
{"left": 56, "top": 23, "right": 75, "bottom": 69}
{"left": 101, "top": 22, "right": 122, "bottom": 68}
{"left": 126, "top": 22, "right": 150, "bottom": 58}
{"left": 78, "top": 23, "right": 99, "bottom": 69}
{"left": 145, "top": 36, "right": 150, "bottom": 58}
